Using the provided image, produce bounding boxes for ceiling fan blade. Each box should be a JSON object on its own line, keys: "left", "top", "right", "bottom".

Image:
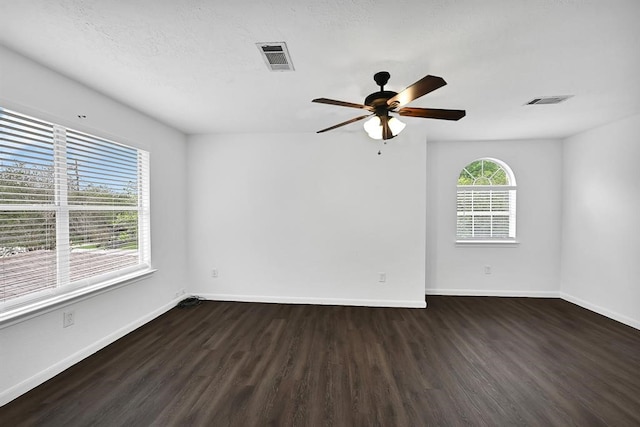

{"left": 398, "top": 107, "right": 466, "bottom": 121}
{"left": 316, "top": 114, "right": 372, "bottom": 133}
{"left": 312, "top": 98, "right": 373, "bottom": 111}
{"left": 387, "top": 75, "right": 447, "bottom": 108}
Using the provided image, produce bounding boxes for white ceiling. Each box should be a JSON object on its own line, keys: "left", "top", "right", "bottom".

{"left": 1, "top": 0, "right": 639, "bottom": 141}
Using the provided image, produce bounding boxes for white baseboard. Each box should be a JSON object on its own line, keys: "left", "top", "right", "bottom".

{"left": 425, "top": 289, "right": 638, "bottom": 330}
{"left": 197, "top": 293, "right": 426, "bottom": 309}
{"left": 0, "top": 296, "right": 183, "bottom": 407}
{"left": 560, "top": 292, "right": 640, "bottom": 330}
{"left": 425, "top": 289, "right": 560, "bottom": 298}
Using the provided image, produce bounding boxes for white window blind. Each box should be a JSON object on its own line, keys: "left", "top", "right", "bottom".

{"left": 457, "top": 187, "right": 516, "bottom": 239}
{"left": 0, "top": 107, "right": 150, "bottom": 311}
{"left": 456, "top": 159, "right": 516, "bottom": 241}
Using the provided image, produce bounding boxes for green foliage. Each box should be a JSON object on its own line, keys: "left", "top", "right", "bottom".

{"left": 69, "top": 210, "right": 138, "bottom": 250}
{"left": 0, "top": 162, "right": 54, "bottom": 203}
{"left": 1, "top": 161, "right": 138, "bottom": 252}
{"left": 68, "top": 184, "right": 137, "bottom": 206}
{"left": 458, "top": 159, "right": 509, "bottom": 185}
{"left": 0, "top": 211, "right": 56, "bottom": 250}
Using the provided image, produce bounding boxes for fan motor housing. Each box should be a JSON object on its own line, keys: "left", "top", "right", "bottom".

{"left": 364, "top": 90, "right": 397, "bottom": 111}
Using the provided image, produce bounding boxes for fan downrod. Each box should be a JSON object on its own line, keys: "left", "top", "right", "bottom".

{"left": 365, "top": 71, "right": 397, "bottom": 109}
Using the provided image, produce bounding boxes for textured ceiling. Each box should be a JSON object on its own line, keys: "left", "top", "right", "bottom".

{"left": 1, "top": 0, "right": 639, "bottom": 141}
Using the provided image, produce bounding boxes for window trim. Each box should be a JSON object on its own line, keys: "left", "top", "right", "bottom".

{"left": 455, "top": 239, "right": 519, "bottom": 247}
{"left": 0, "top": 267, "right": 156, "bottom": 328}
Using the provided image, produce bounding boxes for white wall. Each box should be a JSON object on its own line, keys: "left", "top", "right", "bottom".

{"left": 426, "top": 139, "right": 563, "bottom": 296}
{"left": 186, "top": 129, "right": 427, "bottom": 308}
{"left": 0, "top": 45, "right": 188, "bottom": 404}
{"left": 560, "top": 113, "right": 640, "bottom": 329}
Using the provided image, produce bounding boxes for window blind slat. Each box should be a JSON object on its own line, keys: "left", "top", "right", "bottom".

{"left": 66, "top": 130, "right": 138, "bottom": 207}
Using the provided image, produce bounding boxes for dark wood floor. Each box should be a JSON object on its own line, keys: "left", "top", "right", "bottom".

{"left": 2, "top": 296, "right": 640, "bottom": 426}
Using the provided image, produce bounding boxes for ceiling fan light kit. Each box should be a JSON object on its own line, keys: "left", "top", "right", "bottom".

{"left": 313, "top": 71, "right": 465, "bottom": 141}
{"left": 363, "top": 116, "right": 406, "bottom": 140}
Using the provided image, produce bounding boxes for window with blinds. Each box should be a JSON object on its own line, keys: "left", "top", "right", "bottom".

{"left": 456, "top": 158, "right": 516, "bottom": 241}
{"left": 0, "top": 107, "right": 150, "bottom": 311}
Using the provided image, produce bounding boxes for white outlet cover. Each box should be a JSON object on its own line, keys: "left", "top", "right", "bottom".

{"left": 63, "top": 311, "right": 74, "bottom": 328}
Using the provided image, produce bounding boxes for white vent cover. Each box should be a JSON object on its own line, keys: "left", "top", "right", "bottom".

{"left": 256, "top": 42, "right": 294, "bottom": 71}
{"left": 525, "top": 95, "right": 573, "bottom": 105}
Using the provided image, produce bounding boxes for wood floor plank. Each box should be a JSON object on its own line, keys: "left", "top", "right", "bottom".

{"left": 1, "top": 296, "right": 640, "bottom": 426}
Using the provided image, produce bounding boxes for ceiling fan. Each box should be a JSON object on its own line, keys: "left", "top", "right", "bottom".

{"left": 312, "top": 71, "right": 465, "bottom": 140}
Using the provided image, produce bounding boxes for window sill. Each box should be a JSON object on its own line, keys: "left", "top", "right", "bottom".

{"left": 455, "top": 240, "right": 520, "bottom": 248}
{"left": 0, "top": 268, "right": 156, "bottom": 328}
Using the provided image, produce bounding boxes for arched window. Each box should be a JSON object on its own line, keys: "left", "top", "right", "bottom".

{"left": 456, "top": 158, "right": 516, "bottom": 241}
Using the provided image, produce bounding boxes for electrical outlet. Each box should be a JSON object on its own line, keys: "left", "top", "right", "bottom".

{"left": 63, "top": 311, "right": 75, "bottom": 328}
{"left": 211, "top": 269, "right": 218, "bottom": 278}
{"left": 484, "top": 265, "right": 492, "bottom": 275}
{"left": 378, "top": 272, "right": 386, "bottom": 283}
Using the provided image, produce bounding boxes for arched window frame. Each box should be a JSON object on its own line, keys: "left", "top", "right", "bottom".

{"left": 456, "top": 157, "right": 517, "bottom": 244}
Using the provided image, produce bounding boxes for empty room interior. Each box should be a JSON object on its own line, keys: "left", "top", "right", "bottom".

{"left": 1, "top": 1, "right": 639, "bottom": 425}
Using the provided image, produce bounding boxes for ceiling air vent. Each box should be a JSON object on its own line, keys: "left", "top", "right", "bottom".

{"left": 525, "top": 95, "right": 573, "bottom": 105}
{"left": 256, "top": 42, "right": 295, "bottom": 71}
